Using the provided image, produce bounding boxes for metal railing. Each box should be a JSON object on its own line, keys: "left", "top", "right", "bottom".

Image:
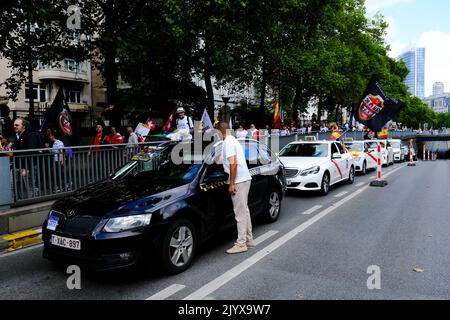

{"left": 0, "top": 142, "right": 164, "bottom": 207}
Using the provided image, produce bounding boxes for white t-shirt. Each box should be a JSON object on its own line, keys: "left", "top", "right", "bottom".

{"left": 52, "top": 139, "right": 64, "bottom": 162}
{"left": 222, "top": 135, "right": 252, "bottom": 184}
{"left": 176, "top": 116, "right": 193, "bottom": 130}
{"left": 235, "top": 129, "right": 248, "bottom": 139}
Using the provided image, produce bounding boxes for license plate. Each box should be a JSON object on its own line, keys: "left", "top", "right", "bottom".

{"left": 47, "top": 215, "right": 60, "bottom": 231}
{"left": 51, "top": 235, "right": 81, "bottom": 251}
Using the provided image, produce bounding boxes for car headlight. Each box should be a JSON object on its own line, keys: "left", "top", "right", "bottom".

{"left": 103, "top": 214, "right": 152, "bottom": 233}
{"left": 300, "top": 166, "right": 320, "bottom": 176}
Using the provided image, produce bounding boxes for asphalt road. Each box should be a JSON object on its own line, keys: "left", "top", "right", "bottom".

{"left": 1, "top": 160, "right": 449, "bottom": 300}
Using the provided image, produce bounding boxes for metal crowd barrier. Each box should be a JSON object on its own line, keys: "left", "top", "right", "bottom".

{"left": 0, "top": 142, "right": 163, "bottom": 208}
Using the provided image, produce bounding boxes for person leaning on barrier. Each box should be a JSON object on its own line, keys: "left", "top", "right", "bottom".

{"left": 12, "top": 117, "right": 41, "bottom": 177}
{"left": 89, "top": 123, "right": 106, "bottom": 156}
{"left": 48, "top": 131, "right": 65, "bottom": 192}
{"left": 11, "top": 117, "right": 42, "bottom": 199}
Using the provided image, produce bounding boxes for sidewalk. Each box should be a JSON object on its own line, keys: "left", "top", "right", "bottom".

{"left": 0, "top": 201, "right": 53, "bottom": 254}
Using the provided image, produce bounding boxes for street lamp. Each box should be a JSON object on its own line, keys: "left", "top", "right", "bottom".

{"left": 220, "top": 96, "right": 231, "bottom": 124}
{"left": 222, "top": 96, "right": 230, "bottom": 105}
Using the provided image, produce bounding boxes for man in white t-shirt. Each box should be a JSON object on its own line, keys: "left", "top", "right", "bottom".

{"left": 169, "top": 107, "right": 193, "bottom": 140}
{"left": 175, "top": 107, "right": 193, "bottom": 130}
{"left": 219, "top": 122, "right": 254, "bottom": 254}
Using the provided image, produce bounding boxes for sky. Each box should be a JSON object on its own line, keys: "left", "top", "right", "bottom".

{"left": 365, "top": 0, "right": 450, "bottom": 97}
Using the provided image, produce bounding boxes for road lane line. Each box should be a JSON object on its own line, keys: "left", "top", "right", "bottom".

{"left": 144, "top": 231, "right": 278, "bottom": 300}
{"left": 183, "top": 164, "right": 407, "bottom": 300}
{"left": 355, "top": 182, "right": 365, "bottom": 187}
{"left": 301, "top": 205, "right": 323, "bottom": 215}
{"left": 146, "top": 284, "right": 186, "bottom": 300}
{"left": 334, "top": 191, "right": 348, "bottom": 198}
{"left": 254, "top": 230, "right": 278, "bottom": 246}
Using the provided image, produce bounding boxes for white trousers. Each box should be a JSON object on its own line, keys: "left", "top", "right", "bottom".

{"left": 231, "top": 180, "right": 253, "bottom": 245}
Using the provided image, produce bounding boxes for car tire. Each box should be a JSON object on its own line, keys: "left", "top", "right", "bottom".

{"left": 361, "top": 161, "right": 367, "bottom": 175}
{"left": 320, "top": 172, "right": 330, "bottom": 196}
{"left": 262, "top": 188, "right": 281, "bottom": 223}
{"left": 347, "top": 166, "right": 355, "bottom": 184}
{"left": 161, "top": 219, "right": 197, "bottom": 275}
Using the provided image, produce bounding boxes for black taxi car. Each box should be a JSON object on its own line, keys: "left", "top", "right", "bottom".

{"left": 43, "top": 138, "right": 286, "bottom": 274}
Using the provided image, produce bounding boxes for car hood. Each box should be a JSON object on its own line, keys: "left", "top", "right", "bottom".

{"left": 51, "top": 178, "right": 191, "bottom": 217}
{"left": 279, "top": 157, "right": 325, "bottom": 170}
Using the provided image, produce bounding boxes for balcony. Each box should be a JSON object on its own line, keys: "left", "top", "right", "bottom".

{"left": 37, "top": 66, "right": 89, "bottom": 83}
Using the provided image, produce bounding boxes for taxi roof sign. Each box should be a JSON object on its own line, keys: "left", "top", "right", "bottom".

{"left": 304, "top": 136, "right": 317, "bottom": 141}
{"left": 343, "top": 138, "right": 354, "bottom": 142}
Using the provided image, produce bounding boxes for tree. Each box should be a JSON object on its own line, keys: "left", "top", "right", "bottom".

{"left": 0, "top": 0, "right": 77, "bottom": 127}
{"left": 398, "top": 97, "right": 436, "bottom": 129}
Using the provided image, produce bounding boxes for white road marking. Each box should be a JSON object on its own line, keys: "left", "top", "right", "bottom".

{"left": 301, "top": 205, "right": 323, "bottom": 215}
{"left": 146, "top": 284, "right": 186, "bottom": 300}
{"left": 334, "top": 191, "right": 348, "bottom": 198}
{"left": 254, "top": 230, "right": 278, "bottom": 246}
{"left": 183, "top": 164, "right": 406, "bottom": 300}
{"left": 144, "top": 231, "right": 278, "bottom": 300}
{"left": 355, "top": 182, "right": 365, "bottom": 187}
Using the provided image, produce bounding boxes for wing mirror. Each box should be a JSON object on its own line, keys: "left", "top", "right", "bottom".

{"left": 332, "top": 152, "right": 342, "bottom": 159}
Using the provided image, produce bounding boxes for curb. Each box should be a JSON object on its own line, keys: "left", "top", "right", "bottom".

{"left": 1, "top": 228, "right": 42, "bottom": 253}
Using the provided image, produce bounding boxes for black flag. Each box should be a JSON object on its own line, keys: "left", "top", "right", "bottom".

{"left": 43, "top": 88, "right": 76, "bottom": 146}
{"left": 355, "top": 76, "right": 404, "bottom": 132}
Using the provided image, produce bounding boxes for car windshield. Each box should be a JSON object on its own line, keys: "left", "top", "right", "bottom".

{"left": 112, "top": 144, "right": 205, "bottom": 185}
{"left": 346, "top": 142, "right": 364, "bottom": 152}
{"left": 390, "top": 141, "right": 401, "bottom": 149}
{"left": 366, "top": 141, "right": 385, "bottom": 149}
{"left": 279, "top": 143, "right": 328, "bottom": 157}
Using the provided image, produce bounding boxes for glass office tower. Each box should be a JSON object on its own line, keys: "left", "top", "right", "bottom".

{"left": 397, "top": 47, "right": 425, "bottom": 99}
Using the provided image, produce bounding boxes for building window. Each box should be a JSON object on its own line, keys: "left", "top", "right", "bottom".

{"left": 64, "top": 59, "right": 80, "bottom": 72}
{"left": 66, "top": 90, "right": 81, "bottom": 103}
{"left": 25, "top": 83, "right": 46, "bottom": 102}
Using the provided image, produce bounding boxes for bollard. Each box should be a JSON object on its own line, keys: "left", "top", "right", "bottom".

{"left": 423, "top": 147, "right": 426, "bottom": 161}
{"left": 370, "top": 142, "right": 388, "bottom": 187}
{"left": 408, "top": 143, "right": 416, "bottom": 167}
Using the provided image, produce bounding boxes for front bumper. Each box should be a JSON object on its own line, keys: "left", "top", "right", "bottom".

{"left": 286, "top": 174, "right": 321, "bottom": 191}
{"left": 42, "top": 224, "right": 164, "bottom": 271}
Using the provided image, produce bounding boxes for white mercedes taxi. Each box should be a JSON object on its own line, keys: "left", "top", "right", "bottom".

{"left": 365, "top": 140, "right": 394, "bottom": 166}
{"left": 278, "top": 140, "right": 355, "bottom": 195}
{"left": 388, "top": 139, "right": 404, "bottom": 162}
{"left": 343, "top": 140, "right": 377, "bottom": 175}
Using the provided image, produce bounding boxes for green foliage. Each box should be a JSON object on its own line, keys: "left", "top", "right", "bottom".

{"left": 398, "top": 96, "right": 437, "bottom": 128}
{"left": 0, "top": 0, "right": 415, "bottom": 126}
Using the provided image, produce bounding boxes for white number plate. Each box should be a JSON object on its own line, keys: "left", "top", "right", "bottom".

{"left": 50, "top": 235, "right": 81, "bottom": 251}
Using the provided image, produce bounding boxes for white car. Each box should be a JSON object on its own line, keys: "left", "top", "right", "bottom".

{"left": 365, "top": 140, "right": 394, "bottom": 166}
{"left": 344, "top": 140, "right": 377, "bottom": 175}
{"left": 279, "top": 141, "right": 355, "bottom": 195}
{"left": 388, "top": 139, "right": 404, "bottom": 162}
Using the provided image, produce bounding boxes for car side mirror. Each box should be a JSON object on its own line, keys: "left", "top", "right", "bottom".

{"left": 332, "top": 153, "right": 341, "bottom": 159}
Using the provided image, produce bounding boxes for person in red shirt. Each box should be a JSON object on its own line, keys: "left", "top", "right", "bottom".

{"left": 104, "top": 127, "right": 124, "bottom": 144}
{"left": 90, "top": 123, "right": 105, "bottom": 156}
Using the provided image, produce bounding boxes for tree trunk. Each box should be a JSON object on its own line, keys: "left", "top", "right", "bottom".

{"left": 103, "top": 2, "right": 119, "bottom": 128}
{"left": 26, "top": 17, "right": 35, "bottom": 128}
{"left": 202, "top": 37, "right": 215, "bottom": 120}
{"left": 259, "top": 57, "right": 267, "bottom": 127}
{"left": 292, "top": 78, "right": 303, "bottom": 127}
{"left": 204, "top": 60, "right": 215, "bottom": 120}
